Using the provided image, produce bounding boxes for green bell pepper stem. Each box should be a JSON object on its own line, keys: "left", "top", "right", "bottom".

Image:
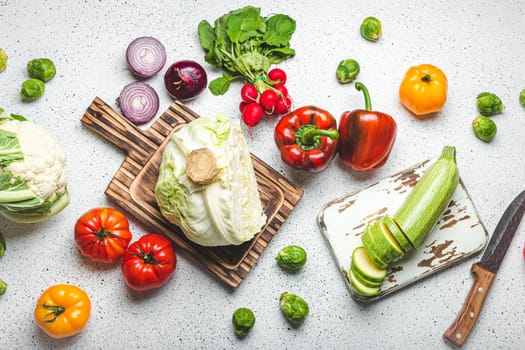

{"left": 295, "top": 124, "right": 339, "bottom": 151}
{"left": 355, "top": 82, "right": 372, "bottom": 111}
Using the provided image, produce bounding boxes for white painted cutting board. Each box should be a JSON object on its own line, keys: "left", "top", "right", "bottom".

{"left": 317, "top": 159, "right": 489, "bottom": 302}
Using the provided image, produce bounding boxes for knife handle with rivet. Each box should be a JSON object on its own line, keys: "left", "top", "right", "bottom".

{"left": 443, "top": 263, "right": 495, "bottom": 347}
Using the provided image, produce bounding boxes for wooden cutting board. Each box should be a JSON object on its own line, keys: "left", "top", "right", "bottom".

{"left": 81, "top": 97, "right": 304, "bottom": 288}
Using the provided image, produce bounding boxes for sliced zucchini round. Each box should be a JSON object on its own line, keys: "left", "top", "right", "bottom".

{"left": 382, "top": 214, "right": 413, "bottom": 252}
{"left": 351, "top": 265, "right": 383, "bottom": 288}
{"left": 351, "top": 246, "right": 387, "bottom": 282}
{"left": 361, "top": 225, "right": 389, "bottom": 269}
{"left": 349, "top": 269, "right": 380, "bottom": 296}
{"left": 370, "top": 220, "right": 404, "bottom": 262}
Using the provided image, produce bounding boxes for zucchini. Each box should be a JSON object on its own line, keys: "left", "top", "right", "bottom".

{"left": 360, "top": 225, "right": 389, "bottom": 269}
{"left": 372, "top": 219, "right": 404, "bottom": 261}
{"left": 393, "top": 146, "right": 459, "bottom": 248}
{"left": 362, "top": 220, "right": 402, "bottom": 265}
{"left": 382, "top": 214, "right": 413, "bottom": 253}
{"left": 351, "top": 265, "right": 383, "bottom": 288}
{"left": 349, "top": 269, "right": 381, "bottom": 296}
{"left": 351, "top": 246, "right": 387, "bottom": 282}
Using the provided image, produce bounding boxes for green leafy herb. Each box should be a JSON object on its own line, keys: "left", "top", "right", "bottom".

{"left": 198, "top": 6, "right": 296, "bottom": 95}
{"left": 208, "top": 72, "right": 237, "bottom": 96}
{"left": 263, "top": 15, "right": 296, "bottom": 46}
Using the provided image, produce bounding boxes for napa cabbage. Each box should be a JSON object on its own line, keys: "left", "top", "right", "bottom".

{"left": 155, "top": 114, "right": 266, "bottom": 246}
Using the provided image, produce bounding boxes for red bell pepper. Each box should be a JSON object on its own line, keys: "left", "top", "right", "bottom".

{"left": 338, "top": 82, "right": 397, "bottom": 171}
{"left": 274, "top": 106, "right": 339, "bottom": 171}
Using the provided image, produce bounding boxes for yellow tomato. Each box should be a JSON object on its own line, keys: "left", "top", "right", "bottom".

{"left": 34, "top": 284, "right": 91, "bottom": 338}
{"left": 399, "top": 64, "right": 448, "bottom": 117}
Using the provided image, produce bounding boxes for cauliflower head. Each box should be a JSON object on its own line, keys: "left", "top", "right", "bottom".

{"left": 0, "top": 112, "right": 69, "bottom": 223}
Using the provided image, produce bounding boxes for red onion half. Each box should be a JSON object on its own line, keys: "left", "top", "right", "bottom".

{"left": 118, "top": 82, "right": 159, "bottom": 124}
{"left": 164, "top": 60, "right": 207, "bottom": 100}
{"left": 126, "top": 37, "right": 167, "bottom": 79}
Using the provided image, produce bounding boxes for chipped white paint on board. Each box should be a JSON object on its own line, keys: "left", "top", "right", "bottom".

{"left": 317, "top": 159, "right": 489, "bottom": 302}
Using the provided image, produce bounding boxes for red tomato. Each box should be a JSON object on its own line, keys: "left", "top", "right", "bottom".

{"left": 121, "top": 233, "right": 177, "bottom": 291}
{"left": 74, "top": 208, "right": 132, "bottom": 263}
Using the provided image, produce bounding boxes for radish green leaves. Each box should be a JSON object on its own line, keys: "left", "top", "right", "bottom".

{"left": 198, "top": 6, "right": 296, "bottom": 95}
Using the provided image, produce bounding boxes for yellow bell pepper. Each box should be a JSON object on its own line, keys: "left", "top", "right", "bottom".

{"left": 399, "top": 64, "right": 448, "bottom": 117}
{"left": 34, "top": 284, "right": 91, "bottom": 338}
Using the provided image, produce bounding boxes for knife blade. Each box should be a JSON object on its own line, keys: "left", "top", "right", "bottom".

{"left": 443, "top": 189, "right": 525, "bottom": 347}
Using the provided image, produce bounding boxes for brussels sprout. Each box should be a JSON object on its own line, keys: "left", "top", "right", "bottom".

{"left": 0, "top": 278, "right": 6, "bottom": 295}
{"left": 472, "top": 115, "right": 497, "bottom": 142}
{"left": 0, "top": 49, "right": 7, "bottom": 73}
{"left": 279, "top": 292, "right": 309, "bottom": 325}
{"left": 232, "top": 307, "right": 255, "bottom": 337}
{"left": 20, "top": 79, "right": 45, "bottom": 102}
{"left": 27, "top": 58, "right": 56, "bottom": 82}
{"left": 336, "top": 59, "right": 360, "bottom": 84}
{"left": 276, "top": 245, "right": 307, "bottom": 270}
{"left": 476, "top": 92, "right": 504, "bottom": 116}
{"left": 360, "top": 17, "right": 382, "bottom": 42}
{"left": 519, "top": 88, "right": 525, "bottom": 108}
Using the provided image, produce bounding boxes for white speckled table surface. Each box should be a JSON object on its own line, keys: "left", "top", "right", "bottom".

{"left": 1, "top": 0, "right": 524, "bottom": 349}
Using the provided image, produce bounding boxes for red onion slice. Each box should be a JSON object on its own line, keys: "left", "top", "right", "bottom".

{"left": 126, "top": 37, "right": 167, "bottom": 79}
{"left": 118, "top": 82, "right": 159, "bottom": 125}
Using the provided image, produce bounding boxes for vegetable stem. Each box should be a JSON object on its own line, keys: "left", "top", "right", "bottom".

{"left": 439, "top": 145, "right": 456, "bottom": 162}
{"left": 0, "top": 189, "right": 37, "bottom": 203}
{"left": 142, "top": 251, "right": 159, "bottom": 265}
{"left": 295, "top": 124, "right": 339, "bottom": 151}
{"left": 93, "top": 227, "right": 116, "bottom": 240}
{"left": 134, "top": 246, "right": 160, "bottom": 265}
{"left": 421, "top": 74, "right": 432, "bottom": 83}
{"left": 41, "top": 303, "right": 66, "bottom": 323}
{"left": 355, "top": 82, "right": 372, "bottom": 110}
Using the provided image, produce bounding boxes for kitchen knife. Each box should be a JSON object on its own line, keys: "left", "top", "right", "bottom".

{"left": 443, "top": 189, "right": 525, "bottom": 347}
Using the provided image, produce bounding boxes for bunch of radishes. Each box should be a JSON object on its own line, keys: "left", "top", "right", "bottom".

{"left": 239, "top": 68, "right": 292, "bottom": 129}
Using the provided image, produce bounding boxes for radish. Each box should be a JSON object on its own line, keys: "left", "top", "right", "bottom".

{"left": 268, "top": 68, "right": 287, "bottom": 84}
{"left": 242, "top": 102, "right": 265, "bottom": 127}
{"left": 240, "top": 84, "right": 258, "bottom": 103}
{"left": 259, "top": 90, "right": 279, "bottom": 114}
{"left": 275, "top": 96, "right": 292, "bottom": 114}
{"left": 274, "top": 83, "right": 288, "bottom": 98}
{"left": 239, "top": 101, "right": 248, "bottom": 113}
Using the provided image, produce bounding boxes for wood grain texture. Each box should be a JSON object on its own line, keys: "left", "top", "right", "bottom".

{"left": 81, "top": 97, "right": 304, "bottom": 288}
{"left": 443, "top": 263, "right": 495, "bottom": 347}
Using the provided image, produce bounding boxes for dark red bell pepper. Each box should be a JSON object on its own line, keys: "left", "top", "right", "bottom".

{"left": 274, "top": 106, "right": 339, "bottom": 171}
{"left": 338, "top": 82, "right": 397, "bottom": 171}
